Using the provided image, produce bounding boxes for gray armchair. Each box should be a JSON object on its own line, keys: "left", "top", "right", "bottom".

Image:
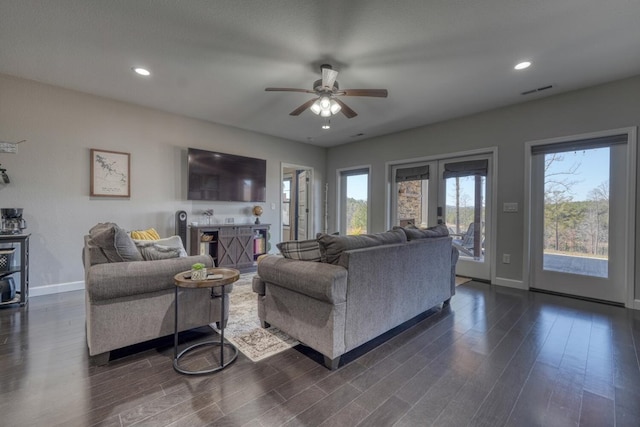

{"left": 83, "top": 225, "right": 229, "bottom": 364}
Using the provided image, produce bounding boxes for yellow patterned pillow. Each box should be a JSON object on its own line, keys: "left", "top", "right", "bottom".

{"left": 130, "top": 228, "right": 161, "bottom": 240}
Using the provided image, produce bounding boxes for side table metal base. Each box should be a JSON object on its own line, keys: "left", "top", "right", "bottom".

{"left": 173, "top": 340, "right": 238, "bottom": 375}
{"left": 172, "top": 275, "right": 239, "bottom": 375}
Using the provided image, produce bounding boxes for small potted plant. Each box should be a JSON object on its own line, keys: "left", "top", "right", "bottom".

{"left": 191, "top": 262, "right": 207, "bottom": 280}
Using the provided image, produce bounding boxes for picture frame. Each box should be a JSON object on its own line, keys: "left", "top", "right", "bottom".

{"left": 90, "top": 149, "right": 131, "bottom": 197}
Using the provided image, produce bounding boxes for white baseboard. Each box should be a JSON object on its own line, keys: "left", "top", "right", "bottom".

{"left": 30, "top": 281, "right": 85, "bottom": 297}
{"left": 493, "top": 277, "right": 527, "bottom": 290}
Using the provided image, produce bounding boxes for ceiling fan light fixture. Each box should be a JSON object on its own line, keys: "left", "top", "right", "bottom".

{"left": 319, "top": 96, "right": 331, "bottom": 110}
{"left": 265, "top": 64, "right": 386, "bottom": 120}
{"left": 310, "top": 100, "right": 322, "bottom": 115}
{"left": 329, "top": 99, "right": 341, "bottom": 115}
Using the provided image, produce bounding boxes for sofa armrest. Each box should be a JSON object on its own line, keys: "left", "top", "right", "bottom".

{"left": 252, "top": 275, "right": 266, "bottom": 295}
{"left": 86, "top": 255, "right": 213, "bottom": 302}
{"left": 256, "top": 255, "right": 348, "bottom": 304}
{"left": 450, "top": 246, "right": 459, "bottom": 295}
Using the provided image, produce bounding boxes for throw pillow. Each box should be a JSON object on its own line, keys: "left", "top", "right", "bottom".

{"left": 316, "top": 229, "right": 407, "bottom": 264}
{"left": 136, "top": 244, "right": 183, "bottom": 260}
{"left": 130, "top": 228, "right": 161, "bottom": 240}
{"left": 277, "top": 239, "right": 322, "bottom": 262}
{"left": 395, "top": 224, "right": 449, "bottom": 240}
{"left": 88, "top": 223, "right": 144, "bottom": 263}
{"left": 133, "top": 235, "right": 188, "bottom": 260}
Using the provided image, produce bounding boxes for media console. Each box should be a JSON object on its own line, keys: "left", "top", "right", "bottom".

{"left": 189, "top": 224, "right": 269, "bottom": 272}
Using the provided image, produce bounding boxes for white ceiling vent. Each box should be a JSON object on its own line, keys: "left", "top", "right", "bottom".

{"left": 521, "top": 85, "right": 553, "bottom": 95}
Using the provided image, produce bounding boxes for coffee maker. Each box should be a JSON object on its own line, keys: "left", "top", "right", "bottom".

{"left": 1, "top": 208, "right": 27, "bottom": 234}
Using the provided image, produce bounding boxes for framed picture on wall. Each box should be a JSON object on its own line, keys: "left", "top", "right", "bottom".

{"left": 90, "top": 149, "right": 130, "bottom": 197}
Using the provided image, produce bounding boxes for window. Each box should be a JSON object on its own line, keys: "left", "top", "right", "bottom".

{"left": 339, "top": 167, "right": 369, "bottom": 235}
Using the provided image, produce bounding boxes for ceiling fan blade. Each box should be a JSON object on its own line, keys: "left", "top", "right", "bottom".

{"left": 333, "top": 98, "right": 357, "bottom": 118}
{"left": 321, "top": 67, "right": 339, "bottom": 90}
{"left": 289, "top": 98, "right": 318, "bottom": 116}
{"left": 337, "top": 89, "right": 388, "bottom": 97}
{"left": 265, "top": 88, "right": 315, "bottom": 94}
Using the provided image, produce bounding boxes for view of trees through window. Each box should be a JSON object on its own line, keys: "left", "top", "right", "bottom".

{"left": 345, "top": 173, "right": 368, "bottom": 235}
{"left": 346, "top": 198, "right": 368, "bottom": 234}
{"left": 445, "top": 176, "right": 485, "bottom": 235}
{"left": 543, "top": 148, "right": 609, "bottom": 259}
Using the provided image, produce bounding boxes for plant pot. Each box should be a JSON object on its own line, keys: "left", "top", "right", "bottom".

{"left": 191, "top": 268, "right": 207, "bottom": 281}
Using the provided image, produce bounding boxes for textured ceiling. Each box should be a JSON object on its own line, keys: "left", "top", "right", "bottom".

{"left": 1, "top": 0, "right": 640, "bottom": 147}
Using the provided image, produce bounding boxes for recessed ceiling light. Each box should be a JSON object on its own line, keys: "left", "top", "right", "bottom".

{"left": 514, "top": 61, "right": 532, "bottom": 70}
{"left": 132, "top": 67, "right": 151, "bottom": 76}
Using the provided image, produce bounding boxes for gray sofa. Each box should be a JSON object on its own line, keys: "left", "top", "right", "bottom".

{"left": 253, "top": 227, "right": 458, "bottom": 369}
{"left": 83, "top": 223, "right": 229, "bottom": 363}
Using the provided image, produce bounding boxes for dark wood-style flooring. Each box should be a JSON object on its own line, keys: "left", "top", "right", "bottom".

{"left": 1, "top": 282, "right": 639, "bottom": 426}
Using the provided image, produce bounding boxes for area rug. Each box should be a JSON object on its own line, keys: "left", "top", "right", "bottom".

{"left": 213, "top": 273, "right": 299, "bottom": 362}
{"left": 455, "top": 276, "right": 472, "bottom": 286}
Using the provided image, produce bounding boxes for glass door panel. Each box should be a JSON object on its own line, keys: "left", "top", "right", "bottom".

{"left": 542, "top": 148, "right": 609, "bottom": 278}
{"left": 439, "top": 157, "right": 491, "bottom": 280}
{"left": 444, "top": 175, "right": 486, "bottom": 260}
{"left": 391, "top": 161, "right": 437, "bottom": 228}
{"left": 391, "top": 155, "right": 492, "bottom": 281}
{"left": 530, "top": 134, "right": 630, "bottom": 304}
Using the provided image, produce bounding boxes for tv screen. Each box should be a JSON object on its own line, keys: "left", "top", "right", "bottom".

{"left": 187, "top": 148, "right": 266, "bottom": 202}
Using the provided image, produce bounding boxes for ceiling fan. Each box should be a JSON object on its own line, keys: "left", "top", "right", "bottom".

{"left": 265, "top": 64, "right": 388, "bottom": 119}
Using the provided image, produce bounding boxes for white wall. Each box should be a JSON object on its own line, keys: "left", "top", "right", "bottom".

{"left": 326, "top": 74, "right": 640, "bottom": 299}
{"left": 0, "top": 73, "right": 326, "bottom": 294}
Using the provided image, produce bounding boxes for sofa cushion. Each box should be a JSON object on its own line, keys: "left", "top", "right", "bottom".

{"left": 133, "top": 235, "right": 187, "bottom": 260}
{"left": 277, "top": 239, "right": 322, "bottom": 262}
{"left": 88, "top": 223, "right": 144, "bottom": 263}
{"left": 395, "top": 224, "right": 449, "bottom": 241}
{"left": 316, "top": 229, "right": 407, "bottom": 265}
{"left": 130, "top": 228, "right": 161, "bottom": 240}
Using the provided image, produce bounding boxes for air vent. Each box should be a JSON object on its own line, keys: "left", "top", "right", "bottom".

{"left": 521, "top": 85, "right": 553, "bottom": 95}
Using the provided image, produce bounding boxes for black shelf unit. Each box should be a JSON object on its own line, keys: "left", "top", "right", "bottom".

{"left": 0, "top": 234, "right": 30, "bottom": 307}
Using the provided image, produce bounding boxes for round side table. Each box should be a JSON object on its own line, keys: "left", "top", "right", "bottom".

{"left": 173, "top": 267, "right": 240, "bottom": 375}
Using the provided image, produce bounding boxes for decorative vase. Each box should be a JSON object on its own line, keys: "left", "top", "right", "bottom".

{"left": 191, "top": 268, "right": 207, "bottom": 281}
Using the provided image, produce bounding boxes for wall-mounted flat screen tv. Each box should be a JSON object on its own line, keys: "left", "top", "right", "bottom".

{"left": 187, "top": 148, "right": 266, "bottom": 202}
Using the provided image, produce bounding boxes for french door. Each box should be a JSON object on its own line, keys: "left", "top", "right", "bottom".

{"left": 529, "top": 131, "right": 635, "bottom": 304}
{"left": 297, "top": 170, "right": 310, "bottom": 240}
{"left": 391, "top": 154, "right": 493, "bottom": 281}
